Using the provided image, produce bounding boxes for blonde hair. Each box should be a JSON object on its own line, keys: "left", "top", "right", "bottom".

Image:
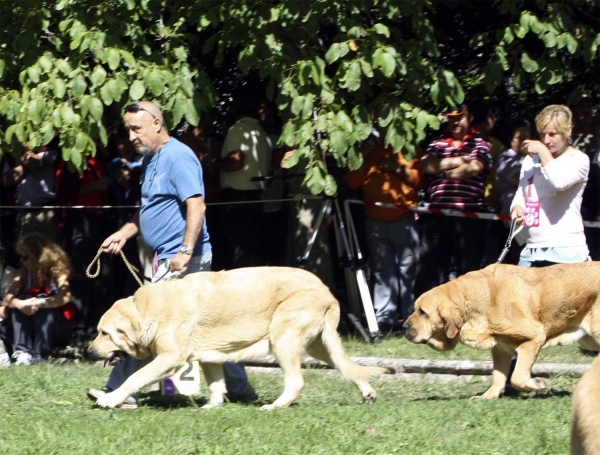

{"left": 535, "top": 104, "right": 573, "bottom": 139}
{"left": 16, "top": 232, "right": 73, "bottom": 287}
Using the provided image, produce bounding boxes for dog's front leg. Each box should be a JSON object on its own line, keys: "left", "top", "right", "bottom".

{"left": 511, "top": 339, "right": 549, "bottom": 393}
{"left": 97, "top": 354, "right": 182, "bottom": 409}
{"left": 200, "top": 362, "right": 227, "bottom": 409}
{"left": 475, "top": 347, "right": 512, "bottom": 399}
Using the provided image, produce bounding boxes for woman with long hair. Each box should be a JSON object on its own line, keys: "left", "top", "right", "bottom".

{"left": 1, "top": 232, "right": 75, "bottom": 365}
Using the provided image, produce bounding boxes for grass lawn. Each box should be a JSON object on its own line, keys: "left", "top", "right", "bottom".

{"left": 1, "top": 335, "right": 592, "bottom": 455}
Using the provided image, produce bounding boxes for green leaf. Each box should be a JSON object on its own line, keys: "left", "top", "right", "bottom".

{"left": 27, "top": 98, "right": 42, "bottom": 124}
{"left": 374, "top": 51, "right": 395, "bottom": 78}
{"left": 89, "top": 97, "right": 104, "bottom": 122}
{"left": 129, "top": 80, "right": 146, "bottom": 100}
{"left": 281, "top": 121, "right": 297, "bottom": 147}
{"left": 70, "top": 75, "right": 87, "bottom": 97}
{"left": 351, "top": 105, "right": 372, "bottom": 140}
{"left": 91, "top": 65, "right": 107, "bottom": 87}
{"left": 323, "top": 174, "right": 337, "bottom": 197}
{"left": 341, "top": 61, "right": 362, "bottom": 91}
{"left": 521, "top": 52, "right": 539, "bottom": 73}
{"left": 75, "top": 131, "right": 87, "bottom": 153}
{"left": 120, "top": 50, "right": 136, "bottom": 68}
{"left": 70, "top": 148, "right": 83, "bottom": 168}
{"left": 565, "top": 34, "right": 578, "bottom": 54}
{"left": 52, "top": 78, "right": 67, "bottom": 99}
{"left": 148, "top": 69, "right": 165, "bottom": 96}
{"left": 377, "top": 104, "right": 394, "bottom": 128}
{"left": 41, "top": 122, "right": 55, "bottom": 145}
{"left": 52, "top": 108, "right": 63, "bottom": 128}
{"left": 62, "top": 147, "right": 71, "bottom": 162}
{"left": 373, "top": 23, "right": 390, "bottom": 38}
{"left": 108, "top": 49, "right": 121, "bottom": 71}
{"left": 291, "top": 96, "right": 305, "bottom": 116}
{"left": 0, "top": 59, "right": 5, "bottom": 79}
{"left": 172, "top": 92, "right": 186, "bottom": 127}
{"left": 347, "top": 145, "right": 363, "bottom": 171}
{"left": 99, "top": 84, "right": 113, "bottom": 105}
{"left": 301, "top": 96, "right": 314, "bottom": 120}
{"left": 321, "top": 88, "right": 335, "bottom": 105}
{"left": 15, "top": 124, "right": 26, "bottom": 142}
{"left": 325, "top": 43, "right": 341, "bottom": 64}
{"left": 305, "top": 165, "right": 326, "bottom": 195}
{"left": 503, "top": 27, "right": 514, "bottom": 44}
{"left": 173, "top": 46, "right": 188, "bottom": 61}
{"left": 336, "top": 111, "right": 353, "bottom": 133}
{"left": 27, "top": 66, "right": 41, "bottom": 84}
{"left": 543, "top": 32, "right": 557, "bottom": 48}
{"left": 56, "top": 59, "right": 71, "bottom": 75}
{"left": 184, "top": 98, "right": 200, "bottom": 126}
{"left": 60, "top": 104, "right": 75, "bottom": 124}
{"left": 529, "top": 15, "right": 544, "bottom": 34}
{"left": 39, "top": 56, "right": 53, "bottom": 72}
{"left": 5, "top": 124, "right": 16, "bottom": 143}
{"left": 330, "top": 131, "right": 348, "bottom": 154}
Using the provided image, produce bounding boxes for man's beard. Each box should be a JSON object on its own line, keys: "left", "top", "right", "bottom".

{"left": 136, "top": 144, "right": 153, "bottom": 156}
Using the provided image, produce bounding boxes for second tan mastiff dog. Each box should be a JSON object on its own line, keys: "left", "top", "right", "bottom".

{"left": 89, "top": 266, "right": 386, "bottom": 410}
{"left": 403, "top": 262, "right": 600, "bottom": 399}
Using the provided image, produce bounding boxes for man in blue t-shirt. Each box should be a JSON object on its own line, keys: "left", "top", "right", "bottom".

{"left": 87, "top": 101, "right": 256, "bottom": 409}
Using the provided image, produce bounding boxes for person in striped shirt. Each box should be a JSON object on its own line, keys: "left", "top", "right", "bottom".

{"left": 416, "top": 104, "right": 493, "bottom": 291}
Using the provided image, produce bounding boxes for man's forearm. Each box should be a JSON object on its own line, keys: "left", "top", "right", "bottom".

{"left": 182, "top": 197, "right": 205, "bottom": 248}
{"left": 120, "top": 210, "right": 141, "bottom": 239}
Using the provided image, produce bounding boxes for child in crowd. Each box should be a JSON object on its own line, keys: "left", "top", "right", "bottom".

{"left": 1, "top": 232, "right": 75, "bottom": 365}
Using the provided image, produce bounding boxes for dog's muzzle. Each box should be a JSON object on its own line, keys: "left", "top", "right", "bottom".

{"left": 88, "top": 347, "right": 128, "bottom": 368}
{"left": 104, "top": 351, "right": 127, "bottom": 368}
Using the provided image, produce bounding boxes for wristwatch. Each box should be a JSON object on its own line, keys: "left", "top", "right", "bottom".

{"left": 179, "top": 245, "right": 193, "bottom": 255}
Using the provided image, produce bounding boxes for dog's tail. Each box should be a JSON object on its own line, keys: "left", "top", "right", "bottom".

{"left": 309, "top": 303, "right": 386, "bottom": 401}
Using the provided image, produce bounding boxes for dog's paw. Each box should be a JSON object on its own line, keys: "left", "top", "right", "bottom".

{"left": 529, "top": 377, "right": 550, "bottom": 391}
{"left": 96, "top": 392, "right": 125, "bottom": 409}
{"left": 361, "top": 387, "right": 377, "bottom": 404}
{"left": 260, "top": 404, "right": 277, "bottom": 411}
{"left": 472, "top": 387, "right": 503, "bottom": 400}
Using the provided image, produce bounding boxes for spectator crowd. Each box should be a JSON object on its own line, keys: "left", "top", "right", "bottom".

{"left": 0, "top": 91, "right": 599, "bottom": 364}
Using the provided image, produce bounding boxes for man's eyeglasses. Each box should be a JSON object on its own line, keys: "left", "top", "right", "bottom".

{"left": 124, "top": 104, "right": 157, "bottom": 120}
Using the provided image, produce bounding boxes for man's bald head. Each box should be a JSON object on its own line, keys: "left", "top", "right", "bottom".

{"left": 123, "top": 101, "right": 170, "bottom": 156}
{"left": 135, "top": 101, "right": 164, "bottom": 124}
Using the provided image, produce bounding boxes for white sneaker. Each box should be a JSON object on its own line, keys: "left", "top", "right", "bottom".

{"left": 0, "top": 352, "right": 10, "bottom": 368}
{"left": 12, "top": 351, "right": 33, "bottom": 366}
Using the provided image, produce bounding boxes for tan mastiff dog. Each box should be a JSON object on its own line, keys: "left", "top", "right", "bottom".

{"left": 571, "top": 355, "right": 600, "bottom": 455}
{"left": 403, "top": 262, "right": 600, "bottom": 399}
{"left": 89, "top": 266, "right": 386, "bottom": 410}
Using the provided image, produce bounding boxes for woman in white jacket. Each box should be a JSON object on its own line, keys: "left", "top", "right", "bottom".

{"left": 511, "top": 104, "right": 590, "bottom": 267}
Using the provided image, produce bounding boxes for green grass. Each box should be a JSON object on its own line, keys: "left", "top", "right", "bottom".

{"left": 1, "top": 335, "right": 590, "bottom": 455}
{"left": 343, "top": 334, "right": 598, "bottom": 364}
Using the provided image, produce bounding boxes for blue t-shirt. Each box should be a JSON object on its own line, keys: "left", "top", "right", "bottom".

{"left": 139, "top": 138, "right": 211, "bottom": 260}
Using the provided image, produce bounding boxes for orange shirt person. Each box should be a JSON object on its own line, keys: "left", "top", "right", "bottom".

{"left": 346, "top": 135, "right": 422, "bottom": 335}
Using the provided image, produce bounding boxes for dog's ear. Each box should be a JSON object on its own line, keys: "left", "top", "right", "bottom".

{"left": 440, "top": 306, "right": 463, "bottom": 340}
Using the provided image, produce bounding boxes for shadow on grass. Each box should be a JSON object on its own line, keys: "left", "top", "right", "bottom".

{"left": 139, "top": 392, "right": 269, "bottom": 409}
{"left": 408, "top": 388, "right": 572, "bottom": 402}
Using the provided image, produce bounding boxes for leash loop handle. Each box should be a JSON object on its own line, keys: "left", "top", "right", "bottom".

{"left": 86, "top": 247, "right": 144, "bottom": 287}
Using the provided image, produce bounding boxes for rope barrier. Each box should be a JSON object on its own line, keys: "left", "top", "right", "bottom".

{"left": 345, "top": 199, "right": 600, "bottom": 228}
{"left": 86, "top": 247, "right": 144, "bottom": 288}
{"left": 2, "top": 196, "right": 600, "bottom": 228}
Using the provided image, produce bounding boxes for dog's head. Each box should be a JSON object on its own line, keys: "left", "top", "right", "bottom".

{"left": 88, "top": 296, "right": 156, "bottom": 365}
{"left": 403, "top": 281, "right": 464, "bottom": 351}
